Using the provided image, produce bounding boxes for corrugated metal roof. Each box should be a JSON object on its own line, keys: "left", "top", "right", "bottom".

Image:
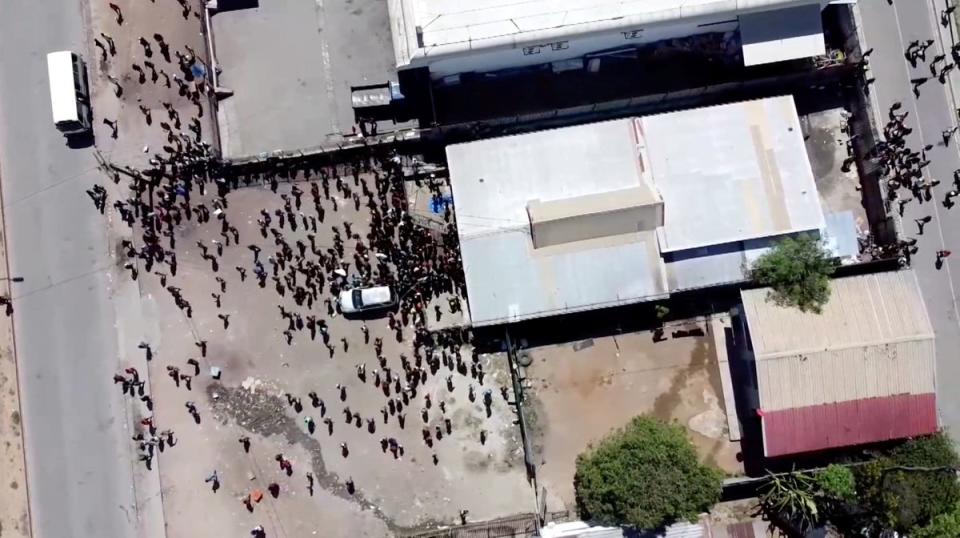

{"left": 448, "top": 116, "right": 669, "bottom": 326}
{"left": 762, "top": 393, "right": 938, "bottom": 457}
{"left": 644, "top": 96, "right": 824, "bottom": 252}
{"left": 448, "top": 117, "right": 656, "bottom": 240}
{"left": 743, "top": 270, "right": 934, "bottom": 358}
{"left": 665, "top": 211, "right": 858, "bottom": 293}
{"left": 449, "top": 97, "right": 828, "bottom": 326}
{"left": 460, "top": 229, "right": 669, "bottom": 326}
{"left": 742, "top": 270, "right": 936, "bottom": 411}
{"left": 755, "top": 339, "right": 936, "bottom": 411}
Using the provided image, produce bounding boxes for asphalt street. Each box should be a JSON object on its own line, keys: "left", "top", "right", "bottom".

{"left": 0, "top": 0, "right": 141, "bottom": 537}
{"left": 859, "top": 0, "right": 960, "bottom": 439}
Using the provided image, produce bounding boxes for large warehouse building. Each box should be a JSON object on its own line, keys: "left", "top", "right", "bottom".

{"left": 735, "top": 271, "right": 938, "bottom": 457}
{"left": 388, "top": 0, "right": 845, "bottom": 79}
{"left": 446, "top": 95, "right": 856, "bottom": 326}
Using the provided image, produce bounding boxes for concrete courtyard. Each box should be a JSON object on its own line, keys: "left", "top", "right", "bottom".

{"left": 138, "top": 173, "right": 532, "bottom": 537}
{"left": 211, "top": 0, "right": 406, "bottom": 158}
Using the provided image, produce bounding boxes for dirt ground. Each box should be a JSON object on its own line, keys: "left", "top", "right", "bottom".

{"left": 141, "top": 173, "right": 533, "bottom": 537}
{"left": 89, "top": 0, "right": 217, "bottom": 170}
{"left": 0, "top": 182, "right": 30, "bottom": 537}
{"left": 523, "top": 318, "right": 743, "bottom": 513}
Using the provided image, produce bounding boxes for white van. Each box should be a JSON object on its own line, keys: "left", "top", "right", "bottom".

{"left": 46, "top": 51, "right": 92, "bottom": 135}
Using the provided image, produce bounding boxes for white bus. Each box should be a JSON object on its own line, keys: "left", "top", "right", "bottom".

{"left": 46, "top": 51, "right": 92, "bottom": 135}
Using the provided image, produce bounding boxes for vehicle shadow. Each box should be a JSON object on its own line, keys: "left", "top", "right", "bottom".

{"left": 66, "top": 131, "right": 95, "bottom": 149}
{"left": 216, "top": 0, "right": 259, "bottom": 12}
{"left": 340, "top": 304, "right": 399, "bottom": 322}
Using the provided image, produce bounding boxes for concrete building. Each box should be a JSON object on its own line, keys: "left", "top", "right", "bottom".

{"left": 732, "top": 270, "right": 938, "bottom": 458}
{"left": 446, "top": 95, "right": 857, "bottom": 326}
{"left": 388, "top": 0, "right": 847, "bottom": 80}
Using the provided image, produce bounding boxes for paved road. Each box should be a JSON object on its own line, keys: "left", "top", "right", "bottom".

{"left": 859, "top": 0, "right": 960, "bottom": 439}
{"left": 0, "top": 0, "right": 141, "bottom": 537}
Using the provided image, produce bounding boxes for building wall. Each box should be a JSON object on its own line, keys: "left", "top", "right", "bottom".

{"left": 729, "top": 306, "right": 760, "bottom": 412}
{"left": 400, "top": 0, "right": 838, "bottom": 78}
{"left": 420, "top": 16, "right": 739, "bottom": 79}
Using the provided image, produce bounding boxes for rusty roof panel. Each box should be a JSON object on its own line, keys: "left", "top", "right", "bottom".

{"left": 762, "top": 393, "right": 938, "bottom": 457}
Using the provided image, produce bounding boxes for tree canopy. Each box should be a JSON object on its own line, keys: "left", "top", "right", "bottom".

{"left": 750, "top": 234, "right": 836, "bottom": 313}
{"left": 853, "top": 432, "right": 960, "bottom": 534}
{"left": 912, "top": 503, "right": 960, "bottom": 538}
{"left": 756, "top": 433, "right": 960, "bottom": 537}
{"left": 574, "top": 416, "right": 722, "bottom": 530}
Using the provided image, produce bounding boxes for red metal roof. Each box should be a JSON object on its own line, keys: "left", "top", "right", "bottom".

{"left": 762, "top": 393, "right": 938, "bottom": 457}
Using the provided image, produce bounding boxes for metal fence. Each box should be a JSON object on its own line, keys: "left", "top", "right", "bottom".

{"left": 399, "top": 513, "right": 540, "bottom": 538}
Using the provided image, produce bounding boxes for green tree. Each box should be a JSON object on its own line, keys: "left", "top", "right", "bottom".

{"left": 851, "top": 433, "right": 960, "bottom": 534}
{"left": 574, "top": 416, "right": 722, "bottom": 530}
{"left": 750, "top": 234, "right": 836, "bottom": 313}
{"left": 912, "top": 503, "right": 960, "bottom": 538}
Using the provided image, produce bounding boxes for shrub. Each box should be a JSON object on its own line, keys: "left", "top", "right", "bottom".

{"left": 574, "top": 416, "right": 722, "bottom": 530}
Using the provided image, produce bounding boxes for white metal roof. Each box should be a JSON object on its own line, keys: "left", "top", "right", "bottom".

{"left": 447, "top": 117, "right": 669, "bottom": 326}
{"left": 664, "top": 211, "right": 859, "bottom": 292}
{"left": 643, "top": 96, "right": 825, "bottom": 252}
{"left": 388, "top": 0, "right": 819, "bottom": 67}
{"left": 449, "top": 117, "right": 659, "bottom": 240}
{"left": 740, "top": 4, "right": 825, "bottom": 66}
{"left": 740, "top": 270, "right": 936, "bottom": 411}
{"left": 46, "top": 51, "right": 79, "bottom": 124}
{"left": 447, "top": 96, "right": 827, "bottom": 325}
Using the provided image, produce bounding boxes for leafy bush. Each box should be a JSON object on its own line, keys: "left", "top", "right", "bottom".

{"left": 852, "top": 433, "right": 960, "bottom": 534}
{"left": 574, "top": 416, "right": 722, "bottom": 530}
{"left": 912, "top": 503, "right": 960, "bottom": 538}
{"left": 751, "top": 234, "right": 836, "bottom": 313}
{"left": 815, "top": 464, "right": 856, "bottom": 501}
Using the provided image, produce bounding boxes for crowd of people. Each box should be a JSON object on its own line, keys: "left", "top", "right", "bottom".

{"left": 89, "top": 2, "right": 505, "bottom": 535}
{"left": 865, "top": 25, "right": 960, "bottom": 269}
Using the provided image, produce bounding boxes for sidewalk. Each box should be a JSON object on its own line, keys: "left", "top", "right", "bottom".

{"left": 0, "top": 167, "right": 31, "bottom": 537}
{"left": 80, "top": 0, "right": 221, "bottom": 536}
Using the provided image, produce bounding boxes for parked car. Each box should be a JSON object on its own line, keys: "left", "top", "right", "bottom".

{"left": 338, "top": 285, "right": 396, "bottom": 314}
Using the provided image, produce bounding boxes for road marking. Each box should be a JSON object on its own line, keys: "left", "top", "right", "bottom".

{"left": 316, "top": 0, "right": 340, "bottom": 136}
